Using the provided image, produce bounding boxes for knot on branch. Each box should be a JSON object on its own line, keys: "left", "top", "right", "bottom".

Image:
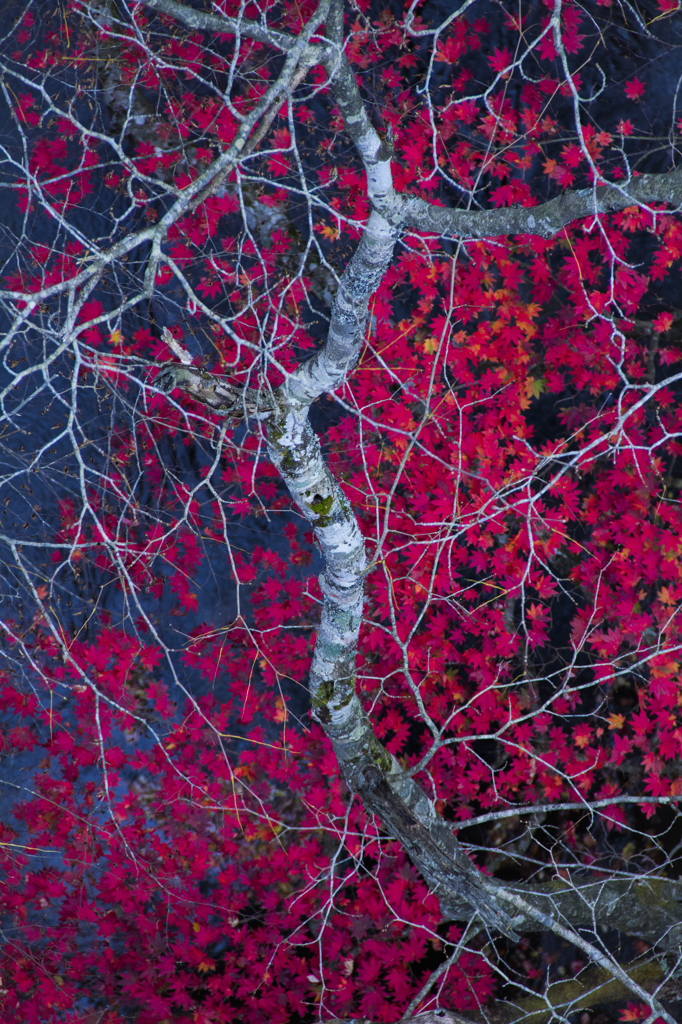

{"left": 152, "top": 362, "right": 275, "bottom": 419}
{"left": 353, "top": 762, "right": 384, "bottom": 794}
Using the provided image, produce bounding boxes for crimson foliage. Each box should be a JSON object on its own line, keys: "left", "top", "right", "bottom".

{"left": 1, "top": 0, "right": 682, "bottom": 1021}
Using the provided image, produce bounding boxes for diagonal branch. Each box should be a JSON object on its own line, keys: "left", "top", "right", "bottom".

{"left": 141, "top": 0, "right": 301, "bottom": 52}
{"left": 142, "top": 0, "right": 682, "bottom": 996}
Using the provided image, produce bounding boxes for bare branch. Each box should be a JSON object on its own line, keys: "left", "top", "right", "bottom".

{"left": 381, "top": 168, "right": 682, "bottom": 238}
{"left": 141, "top": 0, "right": 300, "bottom": 53}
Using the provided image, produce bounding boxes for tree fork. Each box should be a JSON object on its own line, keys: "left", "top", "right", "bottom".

{"left": 150, "top": 8, "right": 682, "bottom": 977}
{"left": 143, "top": 0, "right": 682, "bottom": 1011}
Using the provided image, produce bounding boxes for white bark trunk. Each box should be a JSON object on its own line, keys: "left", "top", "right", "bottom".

{"left": 147, "top": 4, "right": 682, "bottom": 1011}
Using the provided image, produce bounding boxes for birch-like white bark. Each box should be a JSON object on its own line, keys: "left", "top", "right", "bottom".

{"left": 148, "top": 0, "right": 682, "bottom": 972}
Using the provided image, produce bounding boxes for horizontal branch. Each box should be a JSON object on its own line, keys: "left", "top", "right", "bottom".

{"left": 0, "top": 227, "right": 156, "bottom": 302}
{"left": 142, "top": 0, "right": 682, "bottom": 249}
{"left": 514, "top": 875, "right": 682, "bottom": 948}
{"left": 382, "top": 168, "right": 682, "bottom": 238}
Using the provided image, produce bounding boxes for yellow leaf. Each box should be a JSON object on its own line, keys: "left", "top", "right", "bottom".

{"left": 109, "top": 329, "right": 122, "bottom": 346}
{"left": 524, "top": 376, "right": 546, "bottom": 400}
{"left": 423, "top": 336, "right": 438, "bottom": 354}
{"left": 573, "top": 725, "right": 592, "bottom": 749}
{"left": 607, "top": 713, "right": 625, "bottom": 731}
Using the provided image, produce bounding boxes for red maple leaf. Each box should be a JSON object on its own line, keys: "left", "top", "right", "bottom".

{"left": 624, "top": 77, "right": 645, "bottom": 100}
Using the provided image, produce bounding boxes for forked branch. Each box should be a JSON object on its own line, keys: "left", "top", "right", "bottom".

{"left": 144, "top": 0, "right": 682, "bottom": 1016}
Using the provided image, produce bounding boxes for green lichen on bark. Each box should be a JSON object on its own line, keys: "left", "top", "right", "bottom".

{"left": 366, "top": 734, "right": 395, "bottom": 776}
{"left": 311, "top": 679, "right": 335, "bottom": 720}
{"left": 306, "top": 492, "right": 334, "bottom": 525}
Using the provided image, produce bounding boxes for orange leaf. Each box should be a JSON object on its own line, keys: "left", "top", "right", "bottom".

{"left": 573, "top": 723, "right": 592, "bottom": 749}
{"left": 619, "top": 1002, "right": 650, "bottom": 1022}
{"left": 317, "top": 223, "right": 338, "bottom": 241}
